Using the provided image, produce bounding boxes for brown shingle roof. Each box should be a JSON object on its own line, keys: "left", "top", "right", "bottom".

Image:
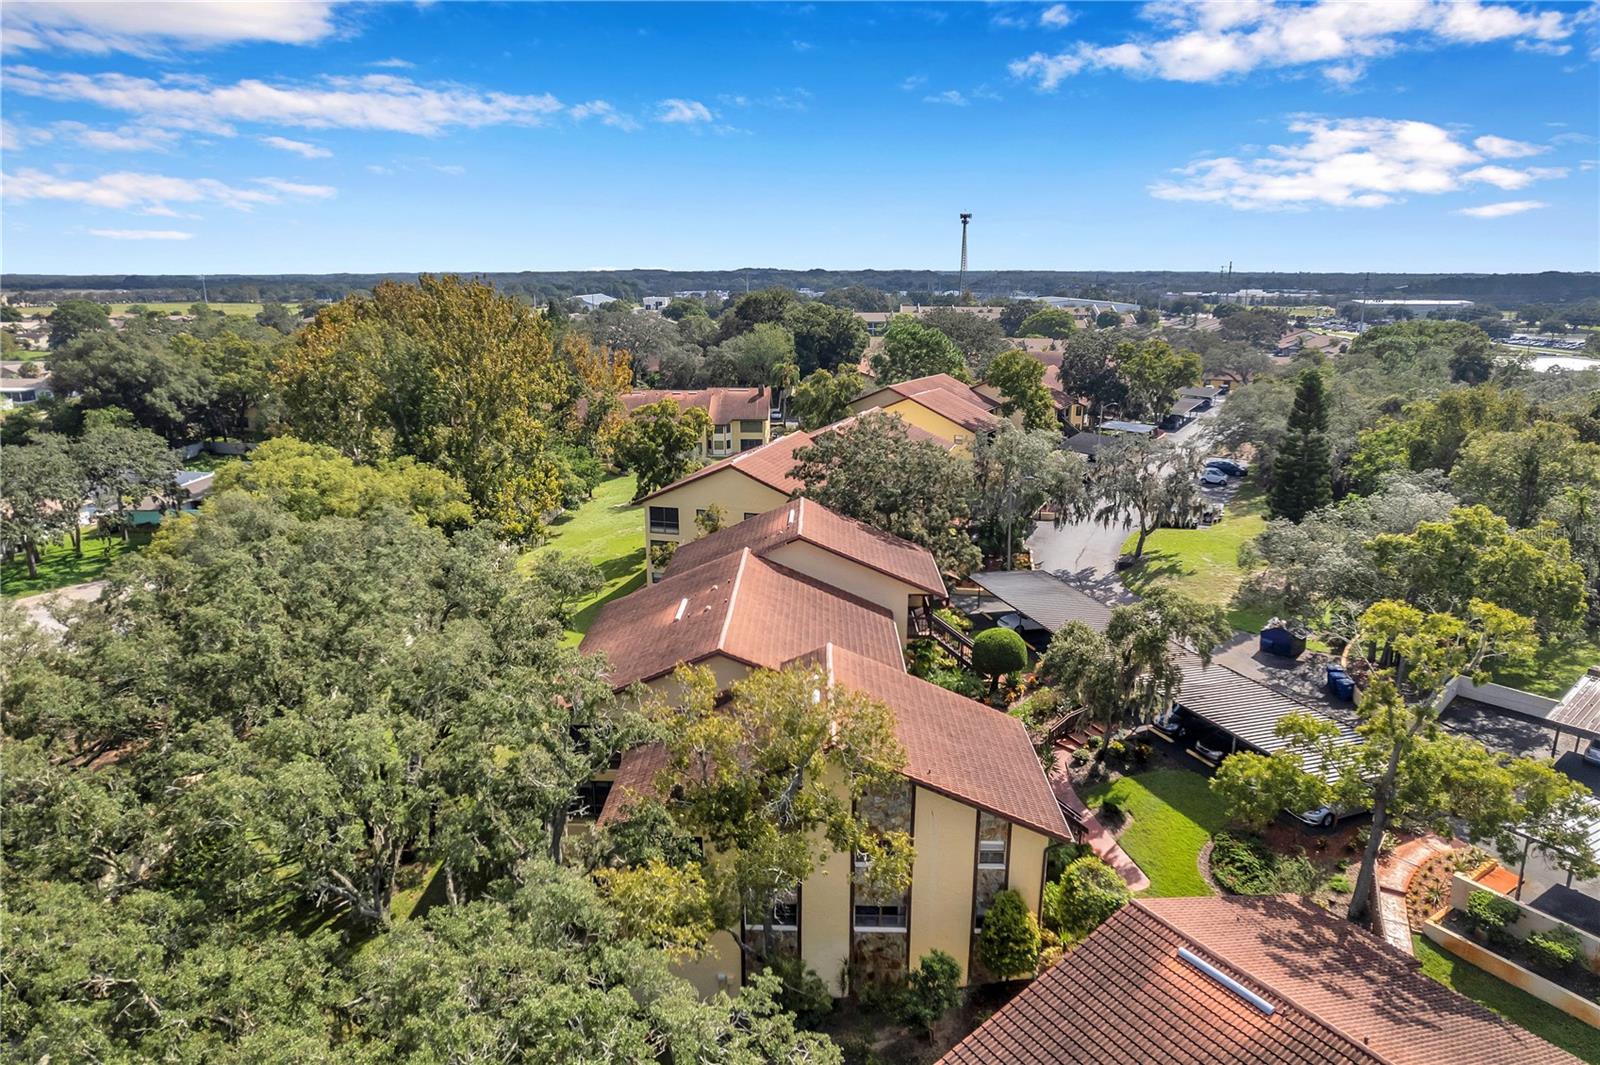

{"left": 621, "top": 388, "right": 772, "bottom": 424}
{"left": 1143, "top": 896, "right": 1581, "bottom": 1065}
{"left": 942, "top": 896, "right": 1581, "bottom": 1065}
{"left": 579, "top": 548, "right": 903, "bottom": 689}
{"left": 807, "top": 644, "right": 1071, "bottom": 840}
{"left": 662, "top": 498, "right": 945, "bottom": 596}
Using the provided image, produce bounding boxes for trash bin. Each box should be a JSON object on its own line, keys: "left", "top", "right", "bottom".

{"left": 1325, "top": 665, "right": 1355, "bottom": 702}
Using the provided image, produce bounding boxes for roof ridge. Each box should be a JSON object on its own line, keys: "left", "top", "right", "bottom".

{"left": 714, "top": 547, "right": 754, "bottom": 655}
{"left": 1131, "top": 899, "right": 1396, "bottom": 1065}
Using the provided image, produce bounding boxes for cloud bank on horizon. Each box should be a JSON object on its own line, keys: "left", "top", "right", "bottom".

{"left": 1, "top": 1, "right": 1595, "bottom": 272}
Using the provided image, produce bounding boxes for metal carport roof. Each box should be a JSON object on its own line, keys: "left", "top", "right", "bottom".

{"left": 1175, "top": 654, "right": 1360, "bottom": 773}
{"left": 969, "top": 571, "right": 1114, "bottom": 634}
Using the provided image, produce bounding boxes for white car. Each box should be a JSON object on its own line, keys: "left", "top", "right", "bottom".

{"left": 1199, "top": 468, "right": 1229, "bottom": 487}
{"left": 1295, "top": 805, "right": 1343, "bottom": 829}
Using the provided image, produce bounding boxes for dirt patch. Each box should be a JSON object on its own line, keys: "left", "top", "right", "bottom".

{"left": 1196, "top": 838, "right": 1220, "bottom": 893}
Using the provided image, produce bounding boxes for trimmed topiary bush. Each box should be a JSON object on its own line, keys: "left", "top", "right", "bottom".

{"left": 977, "top": 889, "right": 1041, "bottom": 980}
{"left": 972, "top": 627, "right": 1029, "bottom": 695}
{"left": 1042, "top": 855, "right": 1130, "bottom": 940}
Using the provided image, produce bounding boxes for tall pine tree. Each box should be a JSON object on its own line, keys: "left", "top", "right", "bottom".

{"left": 1270, "top": 368, "right": 1333, "bottom": 522}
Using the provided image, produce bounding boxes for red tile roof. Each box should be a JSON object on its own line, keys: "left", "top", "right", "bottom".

{"left": 942, "top": 896, "right": 1581, "bottom": 1065}
{"left": 1143, "top": 896, "right": 1581, "bottom": 1065}
{"left": 663, "top": 498, "right": 945, "bottom": 596}
{"left": 579, "top": 548, "right": 903, "bottom": 689}
{"left": 804, "top": 644, "right": 1070, "bottom": 840}
{"left": 621, "top": 388, "right": 773, "bottom": 424}
{"left": 900, "top": 386, "right": 1002, "bottom": 433}
{"left": 638, "top": 410, "right": 952, "bottom": 502}
{"left": 857, "top": 373, "right": 997, "bottom": 413}
{"left": 596, "top": 741, "right": 671, "bottom": 827}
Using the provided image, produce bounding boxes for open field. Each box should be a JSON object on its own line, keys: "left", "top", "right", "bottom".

{"left": 520, "top": 473, "right": 644, "bottom": 646}
{"left": 6, "top": 302, "right": 270, "bottom": 317}
{"left": 1082, "top": 769, "right": 1229, "bottom": 897}
{"left": 1120, "top": 482, "right": 1270, "bottom": 632}
{"left": 1412, "top": 935, "right": 1600, "bottom": 1063}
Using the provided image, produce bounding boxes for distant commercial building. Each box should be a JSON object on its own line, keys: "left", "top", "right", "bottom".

{"left": 571, "top": 293, "right": 618, "bottom": 310}
{"left": 1036, "top": 296, "right": 1139, "bottom": 314}
{"left": 641, "top": 295, "right": 671, "bottom": 312}
{"left": 1350, "top": 298, "right": 1474, "bottom": 314}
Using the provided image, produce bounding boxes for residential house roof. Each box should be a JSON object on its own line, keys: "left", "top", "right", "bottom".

{"left": 898, "top": 386, "right": 1002, "bottom": 434}
{"left": 579, "top": 547, "right": 904, "bottom": 689}
{"left": 1180, "top": 385, "right": 1221, "bottom": 400}
{"left": 1101, "top": 419, "right": 1158, "bottom": 435}
{"left": 941, "top": 896, "right": 1579, "bottom": 1065}
{"left": 621, "top": 388, "right": 773, "bottom": 425}
{"left": 1064, "top": 432, "right": 1116, "bottom": 457}
{"left": 855, "top": 373, "right": 997, "bottom": 414}
{"left": 809, "top": 643, "right": 1072, "bottom": 840}
{"left": 599, "top": 642, "right": 1072, "bottom": 840}
{"left": 663, "top": 498, "right": 945, "bottom": 596}
{"left": 1169, "top": 395, "right": 1207, "bottom": 417}
{"left": 639, "top": 410, "right": 950, "bottom": 502}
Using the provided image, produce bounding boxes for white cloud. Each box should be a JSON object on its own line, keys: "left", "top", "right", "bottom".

{"left": 1457, "top": 200, "right": 1547, "bottom": 218}
{"left": 1040, "top": 5, "right": 1074, "bottom": 30}
{"left": 923, "top": 90, "right": 969, "bottom": 106}
{"left": 61, "top": 122, "right": 183, "bottom": 151}
{"left": 1472, "top": 134, "right": 1546, "bottom": 158}
{"left": 3, "top": 67, "right": 571, "bottom": 136}
{"left": 792, "top": 39, "right": 813, "bottom": 52}
{"left": 656, "top": 98, "right": 714, "bottom": 124}
{"left": 369, "top": 57, "right": 414, "bottom": 69}
{"left": 900, "top": 74, "right": 928, "bottom": 90}
{"left": 2, "top": 1, "right": 340, "bottom": 57}
{"left": 570, "top": 100, "right": 640, "bottom": 131}
{"left": 254, "top": 177, "right": 336, "bottom": 199}
{"left": 88, "top": 228, "right": 194, "bottom": 240}
{"left": 2, "top": 168, "right": 334, "bottom": 212}
{"left": 1012, "top": 0, "right": 1573, "bottom": 88}
{"left": 1148, "top": 117, "right": 1569, "bottom": 211}
{"left": 261, "top": 135, "right": 332, "bottom": 158}
{"left": 1462, "top": 164, "right": 1567, "bottom": 190}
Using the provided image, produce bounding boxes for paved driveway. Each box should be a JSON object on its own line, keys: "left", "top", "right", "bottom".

{"left": 12, "top": 580, "right": 105, "bottom": 633}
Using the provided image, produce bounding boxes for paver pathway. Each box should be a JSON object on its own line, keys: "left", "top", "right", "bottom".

{"left": 1373, "top": 834, "right": 1456, "bottom": 955}
{"left": 1047, "top": 749, "right": 1150, "bottom": 892}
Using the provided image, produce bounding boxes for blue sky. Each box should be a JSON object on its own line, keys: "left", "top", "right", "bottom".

{"left": 2, "top": 1, "right": 1597, "bottom": 274}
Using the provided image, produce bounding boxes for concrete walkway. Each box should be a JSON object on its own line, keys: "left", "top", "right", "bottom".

{"left": 1048, "top": 750, "right": 1151, "bottom": 892}
{"left": 1374, "top": 834, "right": 1456, "bottom": 955}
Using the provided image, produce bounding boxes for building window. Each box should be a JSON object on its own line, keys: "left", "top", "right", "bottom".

{"left": 853, "top": 903, "right": 907, "bottom": 932}
{"left": 977, "top": 839, "right": 1007, "bottom": 869}
{"left": 739, "top": 438, "right": 762, "bottom": 451}
{"left": 567, "top": 780, "right": 612, "bottom": 821}
{"left": 747, "top": 890, "right": 799, "bottom": 931}
{"left": 739, "top": 419, "right": 764, "bottom": 433}
{"left": 744, "top": 512, "right": 759, "bottom": 521}
{"left": 648, "top": 506, "right": 680, "bottom": 534}
{"left": 953, "top": 434, "right": 966, "bottom": 446}
{"left": 853, "top": 851, "right": 871, "bottom": 870}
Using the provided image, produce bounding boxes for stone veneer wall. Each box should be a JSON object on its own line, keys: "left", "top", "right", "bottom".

{"left": 851, "top": 780, "right": 914, "bottom": 986}
{"left": 968, "top": 812, "right": 1012, "bottom": 984}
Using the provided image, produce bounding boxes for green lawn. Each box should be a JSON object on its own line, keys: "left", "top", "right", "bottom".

{"left": 108, "top": 302, "right": 268, "bottom": 316}
{"left": 1081, "top": 769, "right": 1229, "bottom": 897}
{"left": 1120, "top": 483, "right": 1270, "bottom": 631}
{"left": 1493, "top": 631, "right": 1600, "bottom": 698}
{"left": 2, "top": 529, "right": 149, "bottom": 598}
{"left": 521, "top": 474, "right": 645, "bottom": 645}
{"left": 1412, "top": 935, "right": 1600, "bottom": 1063}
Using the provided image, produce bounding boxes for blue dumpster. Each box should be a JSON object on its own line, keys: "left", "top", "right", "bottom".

{"left": 1325, "top": 665, "right": 1355, "bottom": 702}
{"left": 1259, "top": 622, "right": 1307, "bottom": 659}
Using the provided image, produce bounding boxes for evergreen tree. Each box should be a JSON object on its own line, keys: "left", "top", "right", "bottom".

{"left": 1269, "top": 368, "right": 1333, "bottom": 522}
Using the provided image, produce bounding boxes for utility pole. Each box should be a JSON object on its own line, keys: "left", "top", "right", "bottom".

{"left": 200, "top": 273, "right": 208, "bottom": 304}
{"left": 959, "top": 213, "right": 972, "bottom": 300}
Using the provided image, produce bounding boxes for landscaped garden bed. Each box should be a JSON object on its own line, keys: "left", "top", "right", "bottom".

{"left": 1443, "top": 897, "right": 1600, "bottom": 1004}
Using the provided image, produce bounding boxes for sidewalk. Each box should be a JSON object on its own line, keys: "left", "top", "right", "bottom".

{"left": 1048, "top": 750, "right": 1150, "bottom": 892}
{"left": 1373, "top": 833, "right": 1455, "bottom": 955}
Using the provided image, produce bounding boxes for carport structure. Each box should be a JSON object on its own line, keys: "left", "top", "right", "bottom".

{"left": 967, "top": 570, "right": 1113, "bottom": 636}
{"left": 1543, "top": 667, "right": 1600, "bottom": 752}
{"left": 1173, "top": 653, "right": 1361, "bottom": 775}
{"left": 1443, "top": 667, "right": 1600, "bottom": 755}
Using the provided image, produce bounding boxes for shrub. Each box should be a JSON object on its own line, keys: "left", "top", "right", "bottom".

{"left": 1327, "top": 874, "right": 1352, "bottom": 894}
{"left": 1042, "top": 856, "right": 1130, "bottom": 939}
{"left": 1070, "top": 747, "right": 1091, "bottom": 767}
{"left": 976, "top": 890, "right": 1040, "bottom": 980}
{"left": 1210, "top": 832, "right": 1278, "bottom": 895}
{"left": 766, "top": 956, "right": 833, "bottom": 1026}
{"left": 1464, "top": 889, "right": 1522, "bottom": 943}
{"left": 972, "top": 628, "right": 1029, "bottom": 694}
{"left": 1106, "top": 739, "right": 1128, "bottom": 761}
{"left": 1044, "top": 841, "right": 1093, "bottom": 882}
{"left": 895, "top": 949, "right": 962, "bottom": 1033}
{"left": 1453, "top": 846, "right": 1491, "bottom": 873}
{"left": 1527, "top": 926, "right": 1583, "bottom": 974}
{"left": 1351, "top": 826, "right": 1396, "bottom": 857}
{"left": 1131, "top": 741, "right": 1153, "bottom": 764}
{"left": 1097, "top": 798, "right": 1123, "bottom": 827}
{"left": 1009, "top": 687, "right": 1061, "bottom": 728}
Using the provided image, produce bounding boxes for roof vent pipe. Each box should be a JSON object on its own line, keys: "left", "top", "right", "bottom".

{"left": 674, "top": 597, "right": 688, "bottom": 622}
{"left": 1177, "top": 948, "right": 1276, "bottom": 1016}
